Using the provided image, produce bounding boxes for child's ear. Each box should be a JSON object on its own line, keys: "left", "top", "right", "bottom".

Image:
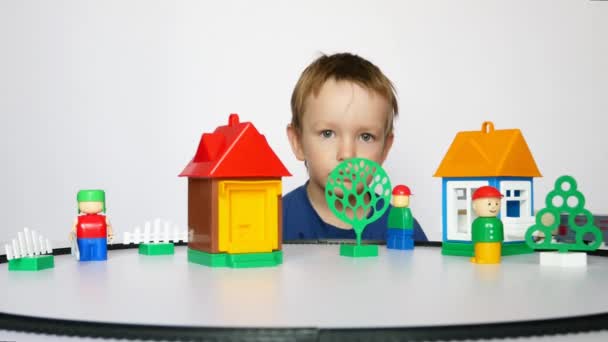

{"left": 380, "top": 133, "right": 394, "bottom": 163}
{"left": 286, "top": 124, "right": 306, "bottom": 161}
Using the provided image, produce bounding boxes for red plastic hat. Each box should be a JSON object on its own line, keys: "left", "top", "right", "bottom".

{"left": 392, "top": 185, "right": 412, "bottom": 196}
{"left": 472, "top": 186, "right": 503, "bottom": 200}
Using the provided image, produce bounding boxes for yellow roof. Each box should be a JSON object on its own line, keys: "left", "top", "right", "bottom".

{"left": 434, "top": 122, "right": 541, "bottom": 177}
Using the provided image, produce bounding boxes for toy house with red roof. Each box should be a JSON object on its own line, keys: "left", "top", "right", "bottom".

{"left": 179, "top": 114, "right": 291, "bottom": 268}
{"left": 434, "top": 122, "right": 541, "bottom": 256}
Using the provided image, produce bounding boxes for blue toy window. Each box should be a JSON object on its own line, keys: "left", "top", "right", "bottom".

{"left": 506, "top": 200, "right": 520, "bottom": 217}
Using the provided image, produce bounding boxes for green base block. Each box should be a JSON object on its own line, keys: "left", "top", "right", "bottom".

{"left": 502, "top": 242, "right": 534, "bottom": 255}
{"left": 340, "top": 244, "right": 378, "bottom": 257}
{"left": 442, "top": 241, "right": 535, "bottom": 257}
{"left": 139, "top": 243, "right": 175, "bottom": 255}
{"left": 8, "top": 255, "right": 54, "bottom": 271}
{"left": 441, "top": 242, "right": 474, "bottom": 256}
{"left": 188, "top": 248, "right": 282, "bottom": 268}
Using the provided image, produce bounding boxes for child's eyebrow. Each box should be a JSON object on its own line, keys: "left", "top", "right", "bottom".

{"left": 308, "top": 119, "right": 338, "bottom": 129}
{"left": 307, "top": 117, "right": 386, "bottom": 133}
{"left": 355, "top": 123, "right": 385, "bottom": 133}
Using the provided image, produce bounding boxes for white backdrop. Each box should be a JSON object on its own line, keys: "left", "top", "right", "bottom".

{"left": 1, "top": 0, "right": 606, "bottom": 248}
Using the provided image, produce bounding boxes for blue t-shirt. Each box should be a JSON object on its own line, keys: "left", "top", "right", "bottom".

{"left": 282, "top": 183, "right": 428, "bottom": 241}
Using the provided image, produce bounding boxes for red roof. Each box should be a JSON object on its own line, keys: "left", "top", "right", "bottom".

{"left": 179, "top": 114, "right": 291, "bottom": 178}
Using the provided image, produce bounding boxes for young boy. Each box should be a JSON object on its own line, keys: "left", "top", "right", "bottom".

{"left": 283, "top": 52, "right": 427, "bottom": 242}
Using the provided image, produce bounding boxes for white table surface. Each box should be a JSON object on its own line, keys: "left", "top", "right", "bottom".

{"left": 1, "top": 244, "right": 607, "bottom": 339}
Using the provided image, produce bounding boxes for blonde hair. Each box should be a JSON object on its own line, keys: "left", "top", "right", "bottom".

{"left": 290, "top": 52, "right": 398, "bottom": 137}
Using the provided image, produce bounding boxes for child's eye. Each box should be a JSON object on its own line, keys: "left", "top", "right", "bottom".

{"left": 320, "top": 130, "right": 335, "bottom": 138}
{"left": 360, "top": 133, "right": 375, "bottom": 142}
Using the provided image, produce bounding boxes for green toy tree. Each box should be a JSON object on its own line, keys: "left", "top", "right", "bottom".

{"left": 325, "top": 158, "right": 392, "bottom": 257}
{"left": 525, "top": 175, "right": 603, "bottom": 252}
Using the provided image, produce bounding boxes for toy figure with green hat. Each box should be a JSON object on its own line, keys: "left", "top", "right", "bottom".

{"left": 70, "top": 189, "right": 114, "bottom": 261}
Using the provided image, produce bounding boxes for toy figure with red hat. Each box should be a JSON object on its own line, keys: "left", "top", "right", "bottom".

{"left": 470, "top": 186, "right": 504, "bottom": 264}
{"left": 387, "top": 184, "right": 415, "bottom": 250}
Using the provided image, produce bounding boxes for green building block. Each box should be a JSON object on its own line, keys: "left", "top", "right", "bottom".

{"left": 502, "top": 242, "right": 534, "bottom": 255}
{"left": 188, "top": 248, "right": 283, "bottom": 268}
{"left": 442, "top": 241, "right": 533, "bottom": 256}
{"left": 441, "top": 241, "right": 474, "bottom": 256}
{"left": 340, "top": 244, "right": 378, "bottom": 257}
{"left": 8, "top": 255, "right": 54, "bottom": 271}
{"left": 139, "top": 243, "right": 175, "bottom": 255}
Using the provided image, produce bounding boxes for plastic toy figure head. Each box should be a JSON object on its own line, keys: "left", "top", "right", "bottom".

{"left": 286, "top": 53, "right": 396, "bottom": 210}
{"left": 392, "top": 184, "right": 412, "bottom": 208}
{"left": 472, "top": 186, "right": 502, "bottom": 218}
{"left": 77, "top": 189, "right": 106, "bottom": 214}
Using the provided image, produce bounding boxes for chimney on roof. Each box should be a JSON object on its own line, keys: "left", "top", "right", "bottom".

{"left": 481, "top": 121, "right": 495, "bottom": 134}
{"left": 228, "top": 113, "right": 240, "bottom": 127}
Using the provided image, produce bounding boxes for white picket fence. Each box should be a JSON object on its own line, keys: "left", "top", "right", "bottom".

{"left": 4, "top": 227, "right": 53, "bottom": 260}
{"left": 123, "top": 218, "right": 187, "bottom": 245}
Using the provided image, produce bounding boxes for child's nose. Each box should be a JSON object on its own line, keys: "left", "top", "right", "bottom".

{"left": 336, "top": 139, "right": 355, "bottom": 161}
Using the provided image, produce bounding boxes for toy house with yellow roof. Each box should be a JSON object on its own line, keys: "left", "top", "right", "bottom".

{"left": 434, "top": 122, "right": 541, "bottom": 256}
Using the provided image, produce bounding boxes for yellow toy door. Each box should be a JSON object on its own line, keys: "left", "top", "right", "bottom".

{"left": 217, "top": 180, "right": 281, "bottom": 253}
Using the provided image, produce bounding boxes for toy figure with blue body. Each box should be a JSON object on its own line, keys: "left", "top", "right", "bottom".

{"left": 71, "top": 190, "right": 114, "bottom": 261}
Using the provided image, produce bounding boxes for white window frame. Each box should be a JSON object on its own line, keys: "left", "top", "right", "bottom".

{"left": 499, "top": 180, "right": 534, "bottom": 241}
{"left": 446, "top": 180, "right": 488, "bottom": 241}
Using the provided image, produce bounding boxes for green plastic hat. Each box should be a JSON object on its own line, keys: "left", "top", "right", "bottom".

{"left": 77, "top": 189, "right": 106, "bottom": 213}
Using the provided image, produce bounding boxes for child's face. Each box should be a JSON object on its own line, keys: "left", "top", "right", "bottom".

{"left": 288, "top": 79, "right": 394, "bottom": 193}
